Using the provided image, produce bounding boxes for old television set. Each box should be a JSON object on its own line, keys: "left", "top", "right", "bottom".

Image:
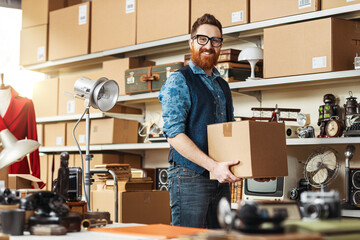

{"left": 243, "top": 177, "right": 287, "bottom": 201}
{"left": 243, "top": 156, "right": 304, "bottom": 201}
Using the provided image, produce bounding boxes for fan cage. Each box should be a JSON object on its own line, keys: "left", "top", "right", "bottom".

{"left": 304, "top": 147, "right": 340, "bottom": 189}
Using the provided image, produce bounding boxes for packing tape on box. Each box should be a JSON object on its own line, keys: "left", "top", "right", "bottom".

{"left": 222, "top": 123, "right": 232, "bottom": 137}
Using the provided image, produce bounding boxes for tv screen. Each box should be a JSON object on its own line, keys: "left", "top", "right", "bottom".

{"left": 244, "top": 177, "right": 284, "bottom": 199}
{"left": 247, "top": 178, "right": 277, "bottom": 193}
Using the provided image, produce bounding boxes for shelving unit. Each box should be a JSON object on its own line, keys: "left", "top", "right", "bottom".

{"left": 32, "top": 5, "right": 360, "bottom": 155}
{"left": 39, "top": 137, "right": 360, "bottom": 153}
{"left": 25, "top": 4, "right": 360, "bottom": 73}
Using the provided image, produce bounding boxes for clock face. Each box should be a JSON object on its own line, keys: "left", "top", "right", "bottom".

{"left": 325, "top": 120, "right": 343, "bottom": 137}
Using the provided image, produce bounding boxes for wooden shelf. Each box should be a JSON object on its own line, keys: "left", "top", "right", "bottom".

{"left": 39, "top": 137, "right": 360, "bottom": 153}
{"left": 36, "top": 112, "right": 145, "bottom": 123}
{"left": 39, "top": 142, "right": 170, "bottom": 154}
{"left": 113, "top": 70, "right": 360, "bottom": 103}
{"left": 24, "top": 4, "right": 360, "bottom": 73}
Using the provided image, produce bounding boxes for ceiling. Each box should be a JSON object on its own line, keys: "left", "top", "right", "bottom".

{"left": 0, "top": 0, "right": 21, "bottom": 9}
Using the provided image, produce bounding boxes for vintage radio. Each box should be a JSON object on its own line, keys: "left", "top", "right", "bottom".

{"left": 125, "top": 62, "right": 184, "bottom": 95}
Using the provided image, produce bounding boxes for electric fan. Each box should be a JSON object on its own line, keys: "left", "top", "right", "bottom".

{"left": 304, "top": 147, "right": 340, "bottom": 190}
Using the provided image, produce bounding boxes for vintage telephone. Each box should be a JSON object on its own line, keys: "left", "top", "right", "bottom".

{"left": 20, "top": 191, "right": 82, "bottom": 232}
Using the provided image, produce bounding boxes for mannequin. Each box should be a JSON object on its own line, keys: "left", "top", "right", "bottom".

{"left": 0, "top": 73, "right": 11, "bottom": 120}
{"left": 0, "top": 74, "right": 44, "bottom": 188}
{"left": 0, "top": 88, "right": 11, "bottom": 118}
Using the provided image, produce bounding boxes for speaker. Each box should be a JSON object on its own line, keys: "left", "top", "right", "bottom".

{"left": 156, "top": 168, "right": 169, "bottom": 191}
{"left": 349, "top": 168, "right": 360, "bottom": 205}
{"left": 68, "top": 167, "right": 82, "bottom": 202}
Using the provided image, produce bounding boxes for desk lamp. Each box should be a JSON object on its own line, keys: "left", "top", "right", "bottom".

{"left": 73, "top": 77, "right": 119, "bottom": 212}
{"left": 0, "top": 129, "right": 40, "bottom": 169}
{"left": 238, "top": 47, "right": 263, "bottom": 80}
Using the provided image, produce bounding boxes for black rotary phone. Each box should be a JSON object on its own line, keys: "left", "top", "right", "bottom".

{"left": 20, "top": 191, "right": 70, "bottom": 217}
{"left": 20, "top": 191, "right": 82, "bottom": 232}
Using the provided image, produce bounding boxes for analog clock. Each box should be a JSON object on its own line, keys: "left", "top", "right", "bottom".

{"left": 325, "top": 119, "right": 344, "bottom": 137}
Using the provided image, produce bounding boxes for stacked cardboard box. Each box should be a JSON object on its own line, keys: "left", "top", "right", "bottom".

{"left": 49, "top": 2, "right": 91, "bottom": 60}
{"left": 32, "top": 78, "right": 59, "bottom": 118}
{"left": 20, "top": 0, "right": 65, "bottom": 65}
{"left": 321, "top": 0, "right": 360, "bottom": 10}
{"left": 264, "top": 18, "right": 360, "bottom": 78}
{"left": 137, "top": 0, "right": 190, "bottom": 44}
{"left": 191, "top": 0, "right": 249, "bottom": 28}
{"left": 91, "top": 0, "right": 136, "bottom": 53}
{"left": 250, "top": 0, "right": 320, "bottom": 23}
{"left": 91, "top": 190, "right": 171, "bottom": 223}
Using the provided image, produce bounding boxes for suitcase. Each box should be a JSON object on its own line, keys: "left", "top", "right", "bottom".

{"left": 184, "top": 48, "right": 241, "bottom": 66}
{"left": 216, "top": 61, "right": 263, "bottom": 82}
{"left": 125, "top": 62, "right": 184, "bottom": 94}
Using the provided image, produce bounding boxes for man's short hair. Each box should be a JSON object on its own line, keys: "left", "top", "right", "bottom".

{"left": 190, "top": 13, "right": 222, "bottom": 38}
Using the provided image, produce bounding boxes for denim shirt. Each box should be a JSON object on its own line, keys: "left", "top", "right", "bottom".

{"left": 159, "top": 60, "right": 229, "bottom": 138}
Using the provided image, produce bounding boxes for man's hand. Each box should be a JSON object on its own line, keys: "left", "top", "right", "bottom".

{"left": 210, "top": 160, "right": 241, "bottom": 183}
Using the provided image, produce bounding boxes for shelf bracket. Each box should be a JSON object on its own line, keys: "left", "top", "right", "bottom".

{"left": 233, "top": 90, "right": 262, "bottom": 103}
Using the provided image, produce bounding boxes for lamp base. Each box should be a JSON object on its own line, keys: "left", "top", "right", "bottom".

{"left": 246, "top": 77, "right": 263, "bottom": 81}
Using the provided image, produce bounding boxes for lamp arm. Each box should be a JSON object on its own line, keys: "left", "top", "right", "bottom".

{"left": 73, "top": 106, "right": 91, "bottom": 211}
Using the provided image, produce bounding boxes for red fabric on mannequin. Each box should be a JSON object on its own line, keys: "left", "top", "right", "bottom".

{"left": 0, "top": 87, "right": 45, "bottom": 189}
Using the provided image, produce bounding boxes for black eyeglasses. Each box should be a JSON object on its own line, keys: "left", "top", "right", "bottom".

{"left": 192, "top": 34, "right": 223, "bottom": 47}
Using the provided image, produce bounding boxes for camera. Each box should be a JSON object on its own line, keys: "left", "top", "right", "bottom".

{"left": 300, "top": 191, "right": 341, "bottom": 220}
{"left": 290, "top": 179, "right": 311, "bottom": 201}
{"left": 298, "top": 126, "right": 315, "bottom": 138}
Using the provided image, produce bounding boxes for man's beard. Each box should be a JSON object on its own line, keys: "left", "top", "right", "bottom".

{"left": 190, "top": 45, "right": 220, "bottom": 71}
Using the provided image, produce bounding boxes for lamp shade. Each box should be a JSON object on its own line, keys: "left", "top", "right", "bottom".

{"left": 74, "top": 77, "right": 119, "bottom": 111}
{"left": 238, "top": 47, "right": 263, "bottom": 80}
{"left": 0, "top": 129, "right": 40, "bottom": 169}
{"left": 238, "top": 47, "right": 263, "bottom": 61}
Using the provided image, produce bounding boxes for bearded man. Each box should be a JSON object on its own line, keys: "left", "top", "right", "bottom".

{"left": 159, "top": 13, "right": 240, "bottom": 229}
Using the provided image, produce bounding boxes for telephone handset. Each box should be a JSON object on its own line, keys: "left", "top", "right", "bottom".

{"left": 20, "top": 191, "right": 70, "bottom": 217}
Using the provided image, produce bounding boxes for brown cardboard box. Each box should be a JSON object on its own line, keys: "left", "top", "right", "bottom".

{"left": 0, "top": 167, "right": 9, "bottom": 189}
{"left": 74, "top": 153, "right": 120, "bottom": 170}
{"left": 66, "top": 121, "right": 86, "bottom": 146}
{"left": 208, "top": 121, "right": 288, "bottom": 178}
{"left": 103, "top": 58, "right": 155, "bottom": 96}
{"left": 8, "top": 174, "right": 43, "bottom": 189}
{"left": 191, "top": 0, "right": 249, "bottom": 28}
{"left": 32, "top": 78, "right": 59, "bottom": 117}
{"left": 119, "top": 154, "right": 142, "bottom": 169}
{"left": 250, "top": 0, "right": 320, "bottom": 23}
{"left": 22, "top": 0, "right": 65, "bottom": 28}
{"left": 91, "top": 190, "right": 171, "bottom": 223}
{"left": 90, "top": 118, "right": 138, "bottom": 144}
{"left": 321, "top": 0, "right": 360, "bottom": 10}
{"left": 91, "top": 0, "right": 136, "bottom": 53}
{"left": 137, "top": 0, "right": 190, "bottom": 44}
{"left": 20, "top": 24, "right": 48, "bottom": 66}
{"left": 37, "top": 124, "right": 44, "bottom": 146}
{"left": 264, "top": 18, "right": 360, "bottom": 78}
{"left": 58, "top": 72, "right": 103, "bottom": 116}
{"left": 43, "top": 122, "right": 66, "bottom": 146}
{"left": 49, "top": 2, "right": 90, "bottom": 60}
{"left": 66, "top": 0, "right": 83, "bottom": 7}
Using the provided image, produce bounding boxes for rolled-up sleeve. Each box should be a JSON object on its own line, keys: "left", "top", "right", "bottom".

{"left": 158, "top": 72, "right": 191, "bottom": 138}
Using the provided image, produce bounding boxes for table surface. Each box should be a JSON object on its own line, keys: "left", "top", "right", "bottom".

{"left": 10, "top": 223, "right": 158, "bottom": 240}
